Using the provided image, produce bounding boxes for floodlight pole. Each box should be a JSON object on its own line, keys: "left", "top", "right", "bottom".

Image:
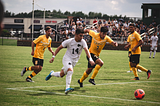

{"left": 43, "top": 8, "right": 45, "bottom": 34}
{"left": 32, "top": 0, "right": 34, "bottom": 41}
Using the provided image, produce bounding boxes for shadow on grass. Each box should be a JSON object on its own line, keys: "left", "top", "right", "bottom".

{"left": 26, "top": 87, "right": 86, "bottom": 96}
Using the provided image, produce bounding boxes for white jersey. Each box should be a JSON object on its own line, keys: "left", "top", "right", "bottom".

{"left": 151, "top": 35, "right": 158, "bottom": 46}
{"left": 62, "top": 38, "right": 88, "bottom": 62}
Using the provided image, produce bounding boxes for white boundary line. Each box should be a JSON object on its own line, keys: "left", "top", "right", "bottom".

{"left": 6, "top": 81, "right": 160, "bottom": 105}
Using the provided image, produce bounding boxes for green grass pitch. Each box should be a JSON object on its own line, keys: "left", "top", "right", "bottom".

{"left": 0, "top": 45, "right": 160, "bottom": 106}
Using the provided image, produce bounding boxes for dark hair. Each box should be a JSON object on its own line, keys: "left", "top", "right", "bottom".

{"left": 100, "top": 26, "right": 108, "bottom": 32}
{"left": 0, "top": 0, "right": 4, "bottom": 24}
{"left": 76, "top": 28, "right": 84, "bottom": 35}
{"left": 45, "top": 26, "right": 51, "bottom": 31}
{"left": 129, "top": 23, "right": 135, "bottom": 27}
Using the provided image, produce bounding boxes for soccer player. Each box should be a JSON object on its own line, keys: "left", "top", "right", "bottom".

{"left": 21, "top": 26, "right": 54, "bottom": 82}
{"left": 45, "top": 28, "right": 95, "bottom": 94}
{"left": 0, "top": 0, "right": 4, "bottom": 34}
{"left": 149, "top": 32, "right": 159, "bottom": 58}
{"left": 124, "top": 23, "right": 151, "bottom": 80}
{"left": 78, "top": 26, "right": 118, "bottom": 87}
{"left": 127, "top": 49, "right": 142, "bottom": 73}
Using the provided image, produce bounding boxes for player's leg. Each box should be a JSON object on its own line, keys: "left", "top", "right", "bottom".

{"left": 89, "top": 58, "right": 103, "bottom": 85}
{"left": 153, "top": 47, "right": 157, "bottom": 58}
{"left": 78, "top": 53, "right": 97, "bottom": 87}
{"left": 149, "top": 47, "right": 153, "bottom": 58}
{"left": 127, "top": 61, "right": 132, "bottom": 73}
{"left": 130, "top": 55, "right": 139, "bottom": 80}
{"left": 26, "top": 58, "right": 43, "bottom": 82}
{"left": 78, "top": 68, "right": 93, "bottom": 87}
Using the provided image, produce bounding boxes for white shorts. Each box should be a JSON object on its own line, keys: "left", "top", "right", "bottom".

{"left": 62, "top": 56, "right": 77, "bottom": 75}
{"left": 150, "top": 46, "right": 157, "bottom": 51}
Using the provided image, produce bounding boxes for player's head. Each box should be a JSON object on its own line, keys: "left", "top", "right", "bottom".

{"left": 100, "top": 26, "right": 108, "bottom": 39}
{"left": 129, "top": 23, "right": 135, "bottom": 33}
{"left": 0, "top": 0, "right": 4, "bottom": 34}
{"left": 45, "top": 26, "right": 52, "bottom": 36}
{"left": 75, "top": 28, "right": 84, "bottom": 42}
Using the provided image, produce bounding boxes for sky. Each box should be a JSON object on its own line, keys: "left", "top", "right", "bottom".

{"left": 2, "top": 0, "right": 160, "bottom": 18}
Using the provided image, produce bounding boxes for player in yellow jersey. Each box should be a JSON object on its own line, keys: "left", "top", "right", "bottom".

{"left": 78, "top": 26, "right": 118, "bottom": 87}
{"left": 124, "top": 23, "right": 151, "bottom": 80}
{"left": 21, "top": 26, "right": 54, "bottom": 82}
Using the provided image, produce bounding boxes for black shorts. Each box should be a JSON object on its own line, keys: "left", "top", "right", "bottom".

{"left": 128, "top": 51, "right": 131, "bottom": 57}
{"left": 32, "top": 57, "right": 44, "bottom": 67}
{"left": 87, "top": 53, "right": 99, "bottom": 68}
{"left": 129, "top": 54, "right": 140, "bottom": 64}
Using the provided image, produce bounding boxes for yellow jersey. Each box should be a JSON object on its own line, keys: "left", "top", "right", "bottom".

{"left": 127, "top": 31, "right": 142, "bottom": 55}
{"left": 33, "top": 35, "right": 52, "bottom": 59}
{"left": 89, "top": 30, "right": 113, "bottom": 56}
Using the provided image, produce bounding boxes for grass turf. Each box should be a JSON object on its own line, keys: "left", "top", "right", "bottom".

{"left": 0, "top": 45, "right": 160, "bottom": 106}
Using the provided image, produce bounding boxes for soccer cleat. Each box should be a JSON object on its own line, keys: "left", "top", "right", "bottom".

{"left": 131, "top": 77, "right": 139, "bottom": 80}
{"left": 21, "top": 67, "right": 26, "bottom": 76}
{"left": 26, "top": 77, "right": 34, "bottom": 82}
{"left": 147, "top": 70, "right": 151, "bottom": 79}
{"left": 149, "top": 57, "right": 151, "bottom": 58}
{"left": 45, "top": 71, "right": 54, "bottom": 81}
{"left": 127, "top": 70, "right": 132, "bottom": 73}
{"left": 65, "top": 88, "right": 74, "bottom": 94}
{"left": 137, "top": 69, "right": 142, "bottom": 73}
{"left": 78, "top": 79, "right": 83, "bottom": 87}
{"left": 89, "top": 79, "right": 96, "bottom": 85}
{"left": 153, "top": 57, "right": 155, "bottom": 58}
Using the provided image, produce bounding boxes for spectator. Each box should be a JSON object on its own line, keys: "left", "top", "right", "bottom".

{"left": 93, "top": 18, "right": 97, "bottom": 24}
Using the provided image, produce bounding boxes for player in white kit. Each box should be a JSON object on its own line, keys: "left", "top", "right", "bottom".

{"left": 149, "top": 32, "right": 159, "bottom": 58}
{"left": 45, "top": 28, "right": 95, "bottom": 94}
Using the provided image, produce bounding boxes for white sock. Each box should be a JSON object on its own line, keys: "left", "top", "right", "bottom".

{"left": 66, "top": 71, "right": 73, "bottom": 89}
{"left": 51, "top": 72, "right": 61, "bottom": 77}
{"left": 153, "top": 50, "right": 156, "bottom": 57}
{"left": 149, "top": 51, "right": 152, "bottom": 57}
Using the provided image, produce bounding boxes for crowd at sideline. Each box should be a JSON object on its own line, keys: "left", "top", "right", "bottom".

{"left": 52, "top": 17, "right": 160, "bottom": 45}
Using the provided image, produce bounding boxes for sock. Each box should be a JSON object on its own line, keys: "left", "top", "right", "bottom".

{"left": 66, "top": 71, "right": 73, "bottom": 89}
{"left": 129, "top": 62, "right": 132, "bottom": 71}
{"left": 28, "top": 71, "right": 36, "bottom": 79}
{"left": 91, "top": 65, "right": 101, "bottom": 79}
{"left": 149, "top": 51, "right": 152, "bottom": 57}
{"left": 51, "top": 72, "right": 61, "bottom": 77}
{"left": 153, "top": 50, "right": 156, "bottom": 57}
{"left": 136, "top": 64, "right": 148, "bottom": 72}
{"left": 132, "top": 67, "right": 138, "bottom": 77}
{"left": 80, "top": 71, "right": 89, "bottom": 83}
{"left": 26, "top": 66, "right": 32, "bottom": 71}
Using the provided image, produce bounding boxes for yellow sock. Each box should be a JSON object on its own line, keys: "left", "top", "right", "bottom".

{"left": 28, "top": 71, "right": 37, "bottom": 79}
{"left": 26, "top": 66, "right": 32, "bottom": 71}
{"left": 80, "top": 72, "right": 88, "bottom": 83}
{"left": 129, "top": 62, "right": 132, "bottom": 71}
{"left": 132, "top": 67, "right": 138, "bottom": 77}
{"left": 136, "top": 64, "right": 148, "bottom": 72}
{"left": 91, "top": 65, "right": 101, "bottom": 79}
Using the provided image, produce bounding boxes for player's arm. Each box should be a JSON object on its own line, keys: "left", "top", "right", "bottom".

{"left": 49, "top": 44, "right": 63, "bottom": 63}
{"left": 48, "top": 47, "right": 54, "bottom": 56}
{"left": 124, "top": 42, "right": 130, "bottom": 49}
{"left": 84, "top": 29, "right": 90, "bottom": 33}
{"left": 31, "top": 41, "right": 35, "bottom": 56}
{"left": 132, "top": 40, "right": 143, "bottom": 52}
{"left": 110, "top": 41, "right": 118, "bottom": 47}
{"left": 83, "top": 47, "right": 95, "bottom": 66}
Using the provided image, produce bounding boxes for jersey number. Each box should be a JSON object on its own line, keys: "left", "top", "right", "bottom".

{"left": 72, "top": 48, "right": 79, "bottom": 54}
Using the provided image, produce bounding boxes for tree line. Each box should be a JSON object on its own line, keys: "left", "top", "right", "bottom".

{"left": 4, "top": 9, "right": 131, "bottom": 21}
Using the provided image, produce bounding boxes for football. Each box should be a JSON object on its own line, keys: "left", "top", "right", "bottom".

{"left": 134, "top": 89, "right": 145, "bottom": 99}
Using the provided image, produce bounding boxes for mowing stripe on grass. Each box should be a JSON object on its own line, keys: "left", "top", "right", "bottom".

{"left": 6, "top": 80, "right": 160, "bottom": 90}
{"left": 6, "top": 81, "right": 160, "bottom": 105}
{"left": 7, "top": 87, "right": 160, "bottom": 105}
